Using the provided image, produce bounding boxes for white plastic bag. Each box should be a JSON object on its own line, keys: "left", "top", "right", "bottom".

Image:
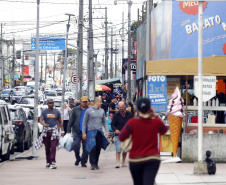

{"left": 59, "top": 137, "right": 64, "bottom": 148}
{"left": 62, "top": 133, "right": 71, "bottom": 148}
{"left": 65, "top": 134, "right": 73, "bottom": 152}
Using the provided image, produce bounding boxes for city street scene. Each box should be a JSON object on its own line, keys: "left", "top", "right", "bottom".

{"left": 0, "top": 0, "right": 226, "bottom": 185}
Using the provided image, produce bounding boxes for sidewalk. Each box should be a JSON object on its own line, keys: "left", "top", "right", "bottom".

{"left": 0, "top": 143, "right": 226, "bottom": 185}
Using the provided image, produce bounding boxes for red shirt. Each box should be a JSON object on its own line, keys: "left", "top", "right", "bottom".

{"left": 119, "top": 116, "right": 168, "bottom": 159}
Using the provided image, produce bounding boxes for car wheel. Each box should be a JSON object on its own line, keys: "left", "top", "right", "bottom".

{"left": 2, "top": 144, "right": 10, "bottom": 161}
{"left": 10, "top": 143, "right": 15, "bottom": 154}
{"left": 17, "top": 138, "right": 24, "bottom": 152}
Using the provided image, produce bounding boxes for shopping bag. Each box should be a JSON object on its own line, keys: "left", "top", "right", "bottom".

{"left": 65, "top": 135, "right": 73, "bottom": 152}
{"left": 62, "top": 133, "right": 71, "bottom": 148}
{"left": 120, "top": 135, "right": 132, "bottom": 152}
{"left": 59, "top": 137, "right": 64, "bottom": 148}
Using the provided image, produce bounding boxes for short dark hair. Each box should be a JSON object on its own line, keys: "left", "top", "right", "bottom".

{"left": 47, "top": 99, "right": 54, "bottom": 104}
{"left": 137, "top": 98, "right": 151, "bottom": 114}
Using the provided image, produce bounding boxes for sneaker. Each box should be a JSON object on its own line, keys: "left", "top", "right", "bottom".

{"left": 90, "top": 165, "right": 95, "bottom": 170}
{"left": 46, "top": 163, "right": 50, "bottom": 168}
{"left": 95, "top": 165, "right": 99, "bottom": 170}
{"left": 75, "top": 159, "right": 81, "bottom": 166}
{"left": 49, "top": 163, "right": 57, "bottom": 169}
{"left": 81, "top": 164, "right": 87, "bottom": 167}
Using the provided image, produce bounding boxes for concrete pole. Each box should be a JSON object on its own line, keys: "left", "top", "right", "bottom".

{"left": 12, "top": 38, "right": 15, "bottom": 88}
{"left": 76, "top": 39, "right": 79, "bottom": 99}
{"left": 104, "top": 7, "right": 108, "bottom": 79}
{"left": 86, "top": 30, "right": 89, "bottom": 97}
{"left": 122, "top": 12, "right": 125, "bottom": 97}
{"left": 22, "top": 50, "right": 24, "bottom": 86}
{"left": 127, "top": 0, "right": 132, "bottom": 102}
{"left": 88, "top": 0, "right": 95, "bottom": 100}
{"left": 53, "top": 53, "right": 55, "bottom": 82}
{"left": 45, "top": 52, "right": 47, "bottom": 84}
{"left": 110, "top": 27, "right": 113, "bottom": 79}
{"left": 198, "top": 1, "right": 204, "bottom": 162}
{"left": 0, "top": 56, "right": 3, "bottom": 91}
{"left": 61, "top": 14, "right": 74, "bottom": 121}
{"left": 115, "top": 38, "right": 117, "bottom": 78}
{"left": 32, "top": 0, "right": 40, "bottom": 157}
{"left": 40, "top": 55, "right": 43, "bottom": 86}
{"left": 77, "top": 0, "right": 83, "bottom": 100}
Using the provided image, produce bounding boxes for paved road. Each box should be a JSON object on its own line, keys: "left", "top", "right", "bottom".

{"left": 1, "top": 142, "right": 226, "bottom": 185}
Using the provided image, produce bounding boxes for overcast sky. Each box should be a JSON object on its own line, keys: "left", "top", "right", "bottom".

{"left": 0, "top": 0, "right": 148, "bottom": 69}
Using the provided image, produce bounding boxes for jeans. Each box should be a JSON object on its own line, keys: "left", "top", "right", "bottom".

{"left": 72, "top": 132, "right": 88, "bottom": 165}
{"left": 89, "top": 131, "right": 103, "bottom": 166}
{"left": 43, "top": 132, "right": 58, "bottom": 164}
{"left": 63, "top": 120, "right": 69, "bottom": 134}
{"left": 129, "top": 160, "right": 160, "bottom": 185}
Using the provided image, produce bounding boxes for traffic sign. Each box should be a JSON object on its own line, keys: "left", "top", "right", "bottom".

{"left": 31, "top": 33, "right": 65, "bottom": 50}
{"left": 71, "top": 75, "right": 80, "bottom": 85}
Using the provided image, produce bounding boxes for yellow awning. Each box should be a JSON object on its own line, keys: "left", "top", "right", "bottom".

{"left": 146, "top": 56, "right": 226, "bottom": 76}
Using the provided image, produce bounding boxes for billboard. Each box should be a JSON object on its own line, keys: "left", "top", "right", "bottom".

{"left": 136, "top": 23, "right": 146, "bottom": 79}
{"left": 171, "top": 1, "right": 226, "bottom": 58}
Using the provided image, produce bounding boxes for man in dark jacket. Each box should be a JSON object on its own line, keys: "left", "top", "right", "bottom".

{"left": 111, "top": 101, "right": 133, "bottom": 168}
{"left": 67, "top": 96, "right": 89, "bottom": 167}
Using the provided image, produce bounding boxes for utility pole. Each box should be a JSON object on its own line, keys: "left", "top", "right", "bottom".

{"left": 105, "top": 7, "right": 108, "bottom": 79}
{"left": 12, "top": 38, "right": 15, "bottom": 88}
{"left": 61, "top": 13, "right": 75, "bottom": 122}
{"left": 88, "top": 0, "right": 95, "bottom": 100}
{"left": 41, "top": 55, "right": 43, "bottom": 86}
{"left": 77, "top": 0, "right": 83, "bottom": 100}
{"left": 22, "top": 50, "right": 24, "bottom": 86}
{"left": 1, "top": 23, "right": 2, "bottom": 38}
{"left": 110, "top": 27, "right": 113, "bottom": 79}
{"left": 86, "top": 30, "right": 90, "bottom": 97}
{"left": 115, "top": 38, "right": 117, "bottom": 78}
{"left": 33, "top": 0, "right": 40, "bottom": 157}
{"left": 127, "top": 0, "right": 132, "bottom": 102}
{"left": 122, "top": 12, "right": 125, "bottom": 97}
{"left": 45, "top": 52, "right": 47, "bottom": 84}
{"left": 53, "top": 53, "right": 55, "bottom": 82}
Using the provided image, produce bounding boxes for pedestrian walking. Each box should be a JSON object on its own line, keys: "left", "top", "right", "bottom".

{"left": 37, "top": 98, "right": 64, "bottom": 169}
{"left": 111, "top": 101, "right": 133, "bottom": 168}
{"left": 119, "top": 98, "right": 168, "bottom": 185}
{"left": 67, "top": 96, "right": 89, "bottom": 167}
{"left": 107, "top": 113, "right": 115, "bottom": 143}
{"left": 126, "top": 102, "right": 136, "bottom": 117}
{"left": 63, "top": 102, "right": 72, "bottom": 134}
{"left": 82, "top": 97, "right": 110, "bottom": 170}
{"left": 109, "top": 96, "right": 118, "bottom": 115}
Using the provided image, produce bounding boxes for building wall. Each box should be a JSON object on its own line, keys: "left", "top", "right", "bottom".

{"left": 182, "top": 134, "right": 226, "bottom": 163}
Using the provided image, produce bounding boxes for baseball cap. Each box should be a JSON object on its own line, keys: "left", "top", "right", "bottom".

{"left": 137, "top": 98, "right": 151, "bottom": 114}
{"left": 109, "top": 113, "right": 114, "bottom": 117}
{"left": 81, "top": 96, "right": 88, "bottom": 102}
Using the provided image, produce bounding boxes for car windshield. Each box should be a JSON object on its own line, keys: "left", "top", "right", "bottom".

{"left": 65, "top": 93, "right": 72, "bottom": 97}
{"left": 27, "top": 85, "right": 34, "bottom": 90}
{"left": 57, "top": 91, "right": 62, "bottom": 96}
{"left": 46, "top": 93, "right": 56, "bottom": 96}
{"left": 19, "top": 98, "right": 34, "bottom": 104}
{"left": 2, "top": 90, "right": 10, "bottom": 94}
{"left": 14, "top": 91, "right": 25, "bottom": 96}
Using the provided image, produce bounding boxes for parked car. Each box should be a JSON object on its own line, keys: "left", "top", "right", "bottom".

{"left": 10, "top": 91, "right": 26, "bottom": 105}
{"left": 0, "top": 100, "right": 14, "bottom": 162}
{"left": 18, "top": 96, "right": 35, "bottom": 105}
{"left": 14, "top": 86, "right": 27, "bottom": 93}
{"left": 8, "top": 105, "right": 32, "bottom": 152}
{"left": 0, "top": 89, "right": 14, "bottom": 102}
{"left": 16, "top": 104, "right": 46, "bottom": 136}
{"left": 43, "top": 90, "right": 57, "bottom": 99}
{"left": 22, "top": 108, "right": 34, "bottom": 134}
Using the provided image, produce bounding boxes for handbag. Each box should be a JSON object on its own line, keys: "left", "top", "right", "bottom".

{"left": 120, "top": 135, "right": 132, "bottom": 152}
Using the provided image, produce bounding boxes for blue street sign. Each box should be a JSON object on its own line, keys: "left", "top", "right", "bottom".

{"left": 31, "top": 33, "right": 65, "bottom": 50}
{"left": 147, "top": 76, "right": 167, "bottom": 113}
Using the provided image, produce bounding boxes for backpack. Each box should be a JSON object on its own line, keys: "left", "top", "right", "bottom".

{"left": 204, "top": 151, "right": 216, "bottom": 175}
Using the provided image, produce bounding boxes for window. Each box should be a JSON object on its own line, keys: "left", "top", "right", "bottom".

{"left": 0, "top": 111, "right": 2, "bottom": 125}
{"left": 1, "top": 107, "right": 8, "bottom": 124}
{"left": 6, "top": 106, "right": 11, "bottom": 121}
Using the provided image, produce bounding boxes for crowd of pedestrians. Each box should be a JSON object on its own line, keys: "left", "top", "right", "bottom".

{"left": 35, "top": 93, "right": 167, "bottom": 185}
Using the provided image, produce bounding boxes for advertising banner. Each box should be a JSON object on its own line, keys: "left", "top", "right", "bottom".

{"left": 122, "top": 58, "right": 136, "bottom": 75}
{"left": 136, "top": 23, "right": 146, "bottom": 79}
{"left": 147, "top": 76, "right": 167, "bottom": 113}
{"left": 194, "top": 76, "right": 216, "bottom": 102}
{"left": 171, "top": 1, "right": 226, "bottom": 58}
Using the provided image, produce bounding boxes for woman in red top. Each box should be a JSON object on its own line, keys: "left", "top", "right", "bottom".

{"left": 119, "top": 98, "right": 168, "bottom": 185}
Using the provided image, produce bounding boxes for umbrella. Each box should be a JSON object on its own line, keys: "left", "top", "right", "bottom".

{"left": 95, "top": 85, "right": 111, "bottom": 91}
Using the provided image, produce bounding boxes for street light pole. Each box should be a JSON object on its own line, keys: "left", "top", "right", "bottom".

{"left": 32, "top": 0, "right": 40, "bottom": 157}
{"left": 61, "top": 13, "right": 75, "bottom": 121}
